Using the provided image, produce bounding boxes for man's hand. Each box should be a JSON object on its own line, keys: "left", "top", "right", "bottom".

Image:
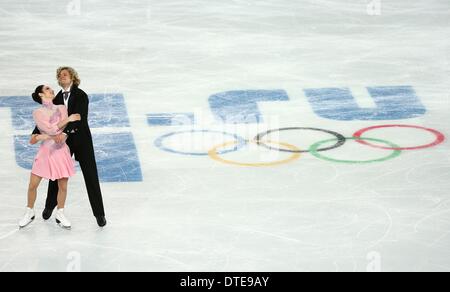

{"left": 53, "top": 133, "right": 67, "bottom": 144}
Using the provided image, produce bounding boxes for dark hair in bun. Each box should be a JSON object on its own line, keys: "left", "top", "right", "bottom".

{"left": 32, "top": 85, "right": 44, "bottom": 104}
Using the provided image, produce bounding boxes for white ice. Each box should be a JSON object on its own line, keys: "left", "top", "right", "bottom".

{"left": 0, "top": 0, "right": 450, "bottom": 272}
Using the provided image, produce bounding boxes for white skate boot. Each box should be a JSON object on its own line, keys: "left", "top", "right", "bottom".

{"left": 55, "top": 209, "right": 71, "bottom": 230}
{"left": 19, "top": 208, "right": 35, "bottom": 229}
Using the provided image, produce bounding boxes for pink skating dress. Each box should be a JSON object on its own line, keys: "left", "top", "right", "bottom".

{"left": 31, "top": 101, "right": 76, "bottom": 181}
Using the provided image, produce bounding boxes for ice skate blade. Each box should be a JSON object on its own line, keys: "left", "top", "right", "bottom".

{"left": 56, "top": 219, "right": 71, "bottom": 230}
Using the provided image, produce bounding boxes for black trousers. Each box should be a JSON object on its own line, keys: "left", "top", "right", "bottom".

{"left": 45, "top": 142, "right": 105, "bottom": 217}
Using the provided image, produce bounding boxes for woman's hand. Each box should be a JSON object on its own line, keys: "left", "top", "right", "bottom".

{"left": 39, "top": 134, "right": 51, "bottom": 141}
{"left": 68, "top": 114, "right": 81, "bottom": 122}
{"left": 29, "top": 134, "right": 39, "bottom": 145}
{"left": 30, "top": 134, "right": 50, "bottom": 144}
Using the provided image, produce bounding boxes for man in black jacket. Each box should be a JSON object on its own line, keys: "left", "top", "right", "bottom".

{"left": 32, "top": 67, "right": 107, "bottom": 227}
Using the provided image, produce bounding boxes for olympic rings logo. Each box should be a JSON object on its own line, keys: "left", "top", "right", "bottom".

{"left": 154, "top": 124, "right": 446, "bottom": 167}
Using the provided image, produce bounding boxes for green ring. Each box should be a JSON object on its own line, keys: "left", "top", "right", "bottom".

{"left": 309, "top": 137, "right": 402, "bottom": 164}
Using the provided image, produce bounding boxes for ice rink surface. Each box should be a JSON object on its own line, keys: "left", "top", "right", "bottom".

{"left": 0, "top": 0, "right": 449, "bottom": 271}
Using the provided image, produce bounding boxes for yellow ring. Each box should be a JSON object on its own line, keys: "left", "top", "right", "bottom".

{"left": 208, "top": 140, "right": 301, "bottom": 167}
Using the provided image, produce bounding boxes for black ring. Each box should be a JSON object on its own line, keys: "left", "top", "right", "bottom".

{"left": 255, "top": 127, "right": 347, "bottom": 153}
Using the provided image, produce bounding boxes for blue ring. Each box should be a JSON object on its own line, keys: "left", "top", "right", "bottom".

{"left": 154, "top": 130, "right": 247, "bottom": 156}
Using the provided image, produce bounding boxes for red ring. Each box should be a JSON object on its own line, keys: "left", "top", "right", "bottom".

{"left": 353, "top": 125, "right": 446, "bottom": 151}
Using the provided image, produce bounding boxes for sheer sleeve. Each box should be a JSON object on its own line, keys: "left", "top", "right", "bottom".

{"left": 33, "top": 109, "right": 60, "bottom": 136}
{"left": 58, "top": 105, "right": 69, "bottom": 122}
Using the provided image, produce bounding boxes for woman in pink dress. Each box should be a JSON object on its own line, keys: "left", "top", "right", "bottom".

{"left": 19, "top": 85, "right": 81, "bottom": 229}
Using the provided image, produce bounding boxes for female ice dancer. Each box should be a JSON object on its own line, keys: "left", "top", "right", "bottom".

{"left": 19, "top": 85, "right": 80, "bottom": 229}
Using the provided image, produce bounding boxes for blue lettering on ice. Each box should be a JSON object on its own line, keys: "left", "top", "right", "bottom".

{"left": 208, "top": 90, "right": 290, "bottom": 124}
{"left": 0, "top": 94, "right": 142, "bottom": 183}
{"left": 148, "top": 113, "right": 195, "bottom": 126}
{"left": 13, "top": 135, "right": 38, "bottom": 170}
{"left": 0, "top": 96, "right": 37, "bottom": 131}
{"left": 93, "top": 133, "right": 142, "bottom": 182}
{"left": 304, "top": 86, "right": 426, "bottom": 121}
{"left": 87, "top": 93, "right": 131, "bottom": 128}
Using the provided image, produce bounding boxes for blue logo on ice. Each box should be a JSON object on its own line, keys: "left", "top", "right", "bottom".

{"left": 148, "top": 86, "right": 426, "bottom": 126}
{"left": 0, "top": 85, "right": 428, "bottom": 177}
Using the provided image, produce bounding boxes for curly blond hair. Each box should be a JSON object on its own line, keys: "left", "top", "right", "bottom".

{"left": 57, "top": 66, "right": 81, "bottom": 87}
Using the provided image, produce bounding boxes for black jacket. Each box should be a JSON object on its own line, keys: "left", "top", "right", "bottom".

{"left": 33, "top": 85, "right": 94, "bottom": 160}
